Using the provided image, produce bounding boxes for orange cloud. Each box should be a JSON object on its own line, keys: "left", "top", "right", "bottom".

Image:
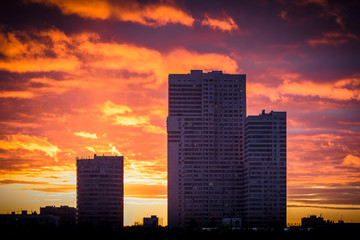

{"left": 338, "top": 121, "right": 360, "bottom": 126}
{"left": 0, "top": 76, "right": 87, "bottom": 99}
{"left": 113, "top": 116, "right": 149, "bottom": 126}
{"left": 201, "top": 14, "right": 239, "bottom": 32}
{"left": 0, "top": 56, "right": 79, "bottom": 73}
{"left": 101, "top": 101, "right": 133, "bottom": 116}
{"left": 0, "top": 32, "right": 27, "bottom": 57}
{"left": 0, "top": 178, "right": 75, "bottom": 193}
{"left": 28, "top": 77, "right": 86, "bottom": 95}
{"left": 125, "top": 158, "right": 167, "bottom": 186}
{"left": 100, "top": 101, "right": 166, "bottom": 135}
{"left": 0, "top": 179, "right": 48, "bottom": 185}
{"left": 0, "top": 29, "right": 80, "bottom": 73}
{"left": 164, "top": 48, "right": 240, "bottom": 75}
{"left": 31, "top": 0, "right": 194, "bottom": 27}
{"left": 0, "top": 28, "right": 240, "bottom": 91}
{"left": 280, "top": 80, "right": 359, "bottom": 101}
{"left": 84, "top": 146, "right": 96, "bottom": 153}
{"left": 82, "top": 144, "right": 123, "bottom": 156}
{"left": 28, "top": 185, "right": 75, "bottom": 193}
{"left": 74, "top": 131, "right": 98, "bottom": 139}
{"left": 0, "top": 134, "right": 60, "bottom": 161}
{"left": 307, "top": 32, "right": 359, "bottom": 46}
{"left": 248, "top": 74, "right": 360, "bottom": 102}
{"left": 286, "top": 129, "right": 360, "bottom": 201}
{"left": 79, "top": 41, "right": 240, "bottom": 86}
{"left": 0, "top": 91, "right": 35, "bottom": 99}
{"left": 108, "top": 143, "right": 122, "bottom": 156}
{"left": 32, "top": 0, "right": 111, "bottom": 19}
{"left": 342, "top": 154, "right": 360, "bottom": 167}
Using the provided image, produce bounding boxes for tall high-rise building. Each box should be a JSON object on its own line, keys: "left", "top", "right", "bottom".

{"left": 244, "top": 110, "right": 286, "bottom": 229}
{"left": 167, "top": 70, "right": 246, "bottom": 227}
{"left": 76, "top": 154, "right": 124, "bottom": 227}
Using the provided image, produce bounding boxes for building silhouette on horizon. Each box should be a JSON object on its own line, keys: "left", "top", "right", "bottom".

{"left": 167, "top": 70, "right": 286, "bottom": 229}
{"left": 244, "top": 110, "right": 286, "bottom": 228}
{"left": 76, "top": 154, "right": 124, "bottom": 227}
{"left": 40, "top": 205, "right": 76, "bottom": 226}
{"left": 143, "top": 215, "right": 159, "bottom": 227}
{"left": 167, "top": 70, "right": 246, "bottom": 227}
{"left": 0, "top": 210, "right": 60, "bottom": 227}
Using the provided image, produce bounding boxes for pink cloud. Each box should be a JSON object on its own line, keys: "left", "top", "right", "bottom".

{"left": 201, "top": 14, "right": 239, "bottom": 32}
{"left": 308, "top": 32, "right": 359, "bottom": 46}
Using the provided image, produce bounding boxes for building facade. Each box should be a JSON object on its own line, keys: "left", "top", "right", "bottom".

{"left": 76, "top": 154, "right": 124, "bottom": 227}
{"left": 244, "top": 110, "right": 286, "bottom": 229}
{"left": 40, "top": 205, "right": 76, "bottom": 226}
{"left": 143, "top": 215, "right": 159, "bottom": 227}
{"left": 167, "top": 70, "right": 246, "bottom": 227}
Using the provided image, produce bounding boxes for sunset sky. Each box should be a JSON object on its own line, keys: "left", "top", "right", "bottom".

{"left": 0, "top": 0, "right": 360, "bottom": 226}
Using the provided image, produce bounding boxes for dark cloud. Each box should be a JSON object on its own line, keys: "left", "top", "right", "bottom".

{"left": 0, "top": 179, "right": 47, "bottom": 185}
{"left": 288, "top": 185, "right": 360, "bottom": 206}
{"left": 288, "top": 204, "right": 360, "bottom": 210}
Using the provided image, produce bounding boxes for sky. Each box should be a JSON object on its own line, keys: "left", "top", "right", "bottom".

{"left": 0, "top": 0, "right": 359, "bottom": 226}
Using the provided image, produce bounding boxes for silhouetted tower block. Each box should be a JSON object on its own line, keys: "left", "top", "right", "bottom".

{"left": 244, "top": 110, "right": 287, "bottom": 229}
{"left": 167, "top": 70, "right": 246, "bottom": 227}
{"left": 76, "top": 154, "right": 124, "bottom": 227}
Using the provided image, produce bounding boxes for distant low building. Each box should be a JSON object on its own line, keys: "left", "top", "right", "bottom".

{"left": 301, "top": 215, "right": 360, "bottom": 231}
{"left": 143, "top": 215, "right": 159, "bottom": 227}
{"left": 0, "top": 210, "right": 59, "bottom": 227}
{"left": 40, "top": 205, "right": 76, "bottom": 226}
{"left": 301, "top": 215, "right": 326, "bottom": 228}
